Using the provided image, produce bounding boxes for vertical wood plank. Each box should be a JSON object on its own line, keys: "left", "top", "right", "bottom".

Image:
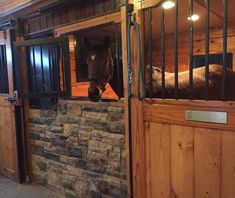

{"left": 170, "top": 125, "right": 194, "bottom": 198}
{"left": 104, "top": 0, "right": 114, "bottom": 12}
{"left": 145, "top": 122, "right": 151, "bottom": 198}
{"left": 120, "top": 6, "right": 131, "bottom": 198}
{"left": 194, "top": 128, "right": 221, "bottom": 198}
{"left": 94, "top": 0, "right": 104, "bottom": 15}
{"left": 221, "top": 131, "right": 235, "bottom": 198}
{"left": 149, "top": 122, "right": 171, "bottom": 198}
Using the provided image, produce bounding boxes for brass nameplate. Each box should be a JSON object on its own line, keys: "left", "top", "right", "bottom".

{"left": 185, "top": 110, "right": 227, "bottom": 124}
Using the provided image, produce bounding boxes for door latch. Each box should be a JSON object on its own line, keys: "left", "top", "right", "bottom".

{"left": 6, "top": 96, "right": 16, "bottom": 103}
{"left": 5, "top": 91, "right": 19, "bottom": 105}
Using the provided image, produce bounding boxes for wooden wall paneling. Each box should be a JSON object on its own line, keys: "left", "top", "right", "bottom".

{"left": 146, "top": 122, "right": 171, "bottom": 198}
{"left": 46, "top": 13, "right": 54, "bottom": 29}
{"left": 53, "top": 11, "right": 61, "bottom": 27}
{"left": 194, "top": 128, "right": 221, "bottom": 198}
{"left": 143, "top": 103, "right": 235, "bottom": 131}
{"left": 221, "top": 131, "right": 235, "bottom": 198}
{"left": 18, "top": 1, "right": 120, "bottom": 35}
{"left": 85, "top": 1, "right": 95, "bottom": 18}
{"left": 150, "top": 27, "right": 235, "bottom": 72}
{"left": 60, "top": 9, "right": 69, "bottom": 25}
{"left": 104, "top": 0, "right": 115, "bottom": 12}
{"left": 54, "top": 11, "right": 121, "bottom": 37}
{"left": 145, "top": 122, "right": 151, "bottom": 198}
{"left": 40, "top": 15, "right": 48, "bottom": 30}
{"left": 170, "top": 125, "right": 194, "bottom": 198}
{"left": 114, "top": 0, "right": 120, "bottom": 8}
{"left": 95, "top": 0, "right": 105, "bottom": 15}
{"left": 68, "top": 7, "right": 77, "bottom": 23}
{"left": 76, "top": 4, "right": 86, "bottom": 20}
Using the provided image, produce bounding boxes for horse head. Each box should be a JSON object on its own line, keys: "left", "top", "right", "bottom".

{"left": 85, "top": 36, "right": 114, "bottom": 102}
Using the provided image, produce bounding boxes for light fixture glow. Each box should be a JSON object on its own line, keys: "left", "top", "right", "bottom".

{"left": 162, "top": 1, "right": 175, "bottom": 10}
{"left": 188, "top": 14, "right": 200, "bottom": 21}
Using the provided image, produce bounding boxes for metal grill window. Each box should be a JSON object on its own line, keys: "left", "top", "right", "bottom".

{"left": 143, "top": 0, "right": 232, "bottom": 101}
{"left": 0, "top": 44, "right": 9, "bottom": 94}
{"left": 27, "top": 44, "right": 60, "bottom": 108}
{"left": 14, "top": 37, "right": 70, "bottom": 109}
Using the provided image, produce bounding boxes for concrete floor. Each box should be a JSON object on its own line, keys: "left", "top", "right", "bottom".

{"left": 0, "top": 176, "right": 59, "bottom": 198}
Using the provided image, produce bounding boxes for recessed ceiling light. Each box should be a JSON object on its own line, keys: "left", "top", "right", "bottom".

{"left": 188, "top": 14, "right": 200, "bottom": 21}
{"left": 162, "top": 1, "right": 175, "bottom": 10}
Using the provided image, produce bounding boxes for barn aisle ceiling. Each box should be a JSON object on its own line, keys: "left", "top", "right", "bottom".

{"left": 0, "top": 0, "right": 55, "bottom": 19}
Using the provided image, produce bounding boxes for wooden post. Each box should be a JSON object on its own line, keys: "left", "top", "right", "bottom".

{"left": 121, "top": 5, "right": 132, "bottom": 198}
{"left": 128, "top": 1, "right": 147, "bottom": 197}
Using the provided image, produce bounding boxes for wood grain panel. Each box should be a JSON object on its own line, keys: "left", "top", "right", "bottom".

{"left": 146, "top": 122, "right": 171, "bottom": 198}
{"left": 143, "top": 103, "right": 235, "bottom": 131}
{"left": 170, "top": 125, "right": 194, "bottom": 198}
{"left": 221, "top": 131, "right": 235, "bottom": 198}
{"left": 54, "top": 11, "right": 121, "bottom": 36}
{"left": 194, "top": 128, "right": 221, "bottom": 198}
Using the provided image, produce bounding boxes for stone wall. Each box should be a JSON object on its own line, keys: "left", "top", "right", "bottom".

{"left": 28, "top": 101, "right": 127, "bottom": 198}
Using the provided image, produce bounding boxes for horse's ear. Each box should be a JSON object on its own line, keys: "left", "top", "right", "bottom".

{"left": 84, "top": 38, "right": 90, "bottom": 50}
{"left": 103, "top": 36, "right": 110, "bottom": 50}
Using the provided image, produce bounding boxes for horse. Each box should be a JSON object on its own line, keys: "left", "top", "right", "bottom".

{"left": 85, "top": 36, "right": 123, "bottom": 102}
{"left": 146, "top": 64, "right": 235, "bottom": 100}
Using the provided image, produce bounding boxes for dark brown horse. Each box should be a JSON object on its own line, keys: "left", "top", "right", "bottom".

{"left": 85, "top": 36, "right": 123, "bottom": 101}
{"left": 146, "top": 64, "right": 235, "bottom": 100}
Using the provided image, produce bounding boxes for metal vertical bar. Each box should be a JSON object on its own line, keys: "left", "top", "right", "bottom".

{"left": 61, "top": 43, "right": 66, "bottom": 95}
{"left": 0, "top": 45, "right": 3, "bottom": 93}
{"left": 40, "top": 45, "right": 45, "bottom": 92}
{"left": 2, "top": 45, "right": 8, "bottom": 93}
{"left": 62, "top": 36, "right": 71, "bottom": 97}
{"left": 54, "top": 44, "right": 60, "bottom": 92}
{"left": 161, "top": 1, "right": 165, "bottom": 99}
{"left": 189, "top": 0, "right": 194, "bottom": 99}
{"left": 13, "top": 45, "right": 23, "bottom": 96}
{"left": 115, "top": 24, "right": 121, "bottom": 98}
{"left": 48, "top": 44, "right": 53, "bottom": 91}
{"left": 174, "top": 0, "right": 179, "bottom": 99}
{"left": 205, "top": 0, "right": 210, "bottom": 100}
{"left": 222, "top": 0, "right": 228, "bottom": 100}
{"left": 148, "top": 7, "right": 153, "bottom": 98}
{"left": 32, "top": 45, "right": 38, "bottom": 92}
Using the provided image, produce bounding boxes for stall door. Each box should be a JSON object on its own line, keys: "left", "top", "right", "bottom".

{"left": 0, "top": 29, "right": 19, "bottom": 182}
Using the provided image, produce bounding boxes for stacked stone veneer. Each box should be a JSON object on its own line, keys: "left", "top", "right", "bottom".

{"left": 28, "top": 101, "right": 127, "bottom": 198}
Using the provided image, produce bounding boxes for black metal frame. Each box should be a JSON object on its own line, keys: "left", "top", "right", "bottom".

{"left": 13, "top": 36, "right": 71, "bottom": 100}
{"left": 0, "top": 44, "right": 9, "bottom": 94}
{"left": 143, "top": 0, "right": 229, "bottom": 101}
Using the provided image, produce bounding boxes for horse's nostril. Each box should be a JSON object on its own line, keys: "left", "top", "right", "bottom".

{"left": 88, "top": 87, "right": 101, "bottom": 102}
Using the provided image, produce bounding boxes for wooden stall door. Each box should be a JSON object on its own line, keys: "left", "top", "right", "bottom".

{"left": 132, "top": 100, "right": 235, "bottom": 198}
{"left": 0, "top": 29, "right": 19, "bottom": 182}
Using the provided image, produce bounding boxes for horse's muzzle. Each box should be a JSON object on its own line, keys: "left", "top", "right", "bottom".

{"left": 88, "top": 86, "right": 101, "bottom": 102}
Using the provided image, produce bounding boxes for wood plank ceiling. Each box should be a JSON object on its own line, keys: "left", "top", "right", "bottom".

{"left": 0, "top": 0, "right": 56, "bottom": 19}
